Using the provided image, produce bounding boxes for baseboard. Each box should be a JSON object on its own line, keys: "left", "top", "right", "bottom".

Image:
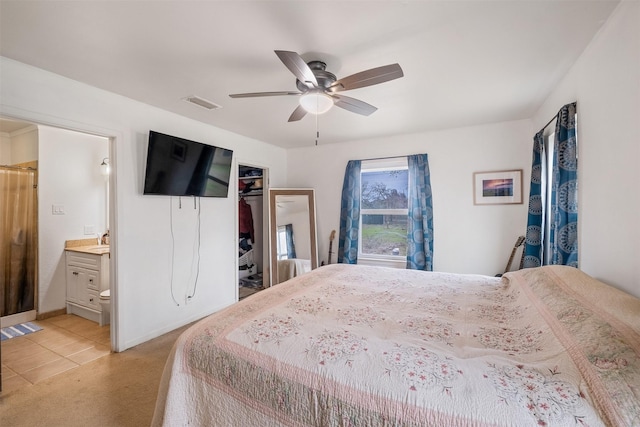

{"left": 66, "top": 303, "right": 101, "bottom": 324}
{"left": 36, "top": 308, "right": 67, "bottom": 321}
{"left": 120, "top": 301, "right": 234, "bottom": 352}
{"left": 1, "top": 310, "right": 36, "bottom": 328}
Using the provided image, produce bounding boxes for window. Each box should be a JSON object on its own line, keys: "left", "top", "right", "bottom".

{"left": 542, "top": 111, "right": 577, "bottom": 265}
{"left": 276, "top": 225, "right": 289, "bottom": 260}
{"left": 542, "top": 131, "right": 555, "bottom": 265}
{"left": 359, "top": 158, "right": 409, "bottom": 260}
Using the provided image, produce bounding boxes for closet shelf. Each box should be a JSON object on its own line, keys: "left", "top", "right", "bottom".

{"left": 239, "top": 168, "right": 263, "bottom": 196}
{"left": 239, "top": 190, "right": 263, "bottom": 197}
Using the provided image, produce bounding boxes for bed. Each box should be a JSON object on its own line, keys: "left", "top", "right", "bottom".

{"left": 152, "top": 264, "right": 640, "bottom": 426}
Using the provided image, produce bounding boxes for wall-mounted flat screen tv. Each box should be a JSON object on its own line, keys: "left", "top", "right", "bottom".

{"left": 143, "top": 131, "right": 233, "bottom": 197}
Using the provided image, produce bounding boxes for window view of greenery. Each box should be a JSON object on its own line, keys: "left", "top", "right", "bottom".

{"left": 276, "top": 227, "right": 291, "bottom": 260}
{"left": 361, "top": 169, "right": 408, "bottom": 257}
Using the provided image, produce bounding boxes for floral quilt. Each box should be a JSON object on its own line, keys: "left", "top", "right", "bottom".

{"left": 152, "top": 265, "right": 640, "bottom": 427}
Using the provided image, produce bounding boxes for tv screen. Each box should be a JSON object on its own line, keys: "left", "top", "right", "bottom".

{"left": 143, "top": 131, "right": 233, "bottom": 197}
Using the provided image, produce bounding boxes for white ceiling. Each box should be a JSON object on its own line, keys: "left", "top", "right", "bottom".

{"left": 0, "top": 1, "right": 619, "bottom": 148}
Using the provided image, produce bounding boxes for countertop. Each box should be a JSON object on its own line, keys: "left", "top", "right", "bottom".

{"left": 65, "top": 245, "right": 110, "bottom": 255}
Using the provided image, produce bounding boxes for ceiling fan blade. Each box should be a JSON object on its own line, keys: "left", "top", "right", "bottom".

{"left": 288, "top": 104, "right": 308, "bottom": 122}
{"left": 331, "top": 94, "right": 378, "bottom": 116}
{"left": 329, "top": 63, "right": 404, "bottom": 92}
{"left": 229, "top": 91, "right": 300, "bottom": 98}
{"left": 275, "top": 50, "right": 318, "bottom": 89}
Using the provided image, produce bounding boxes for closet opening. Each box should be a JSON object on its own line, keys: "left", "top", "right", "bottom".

{"left": 238, "top": 164, "right": 268, "bottom": 300}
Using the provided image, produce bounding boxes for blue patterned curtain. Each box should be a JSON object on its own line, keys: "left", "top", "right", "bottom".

{"left": 285, "top": 224, "right": 297, "bottom": 259}
{"left": 338, "top": 160, "right": 361, "bottom": 264}
{"left": 550, "top": 103, "right": 578, "bottom": 266}
{"left": 523, "top": 102, "right": 578, "bottom": 268}
{"left": 406, "top": 154, "right": 434, "bottom": 270}
{"left": 523, "top": 131, "right": 545, "bottom": 268}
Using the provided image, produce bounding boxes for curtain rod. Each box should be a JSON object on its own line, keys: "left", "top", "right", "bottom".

{"left": 540, "top": 115, "right": 557, "bottom": 132}
{"left": 0, "top": 164, "right": 36, "bottom": 171}
{"left": 539, "top": 101, "right": 577, "bottom": 132}
{"left": 359, "top": 154, "right": 421, "bottom": 162}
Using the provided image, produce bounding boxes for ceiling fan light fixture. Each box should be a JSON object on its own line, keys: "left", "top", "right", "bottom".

{"left": 299, "top": 92, "right": 334, "bottom": 114}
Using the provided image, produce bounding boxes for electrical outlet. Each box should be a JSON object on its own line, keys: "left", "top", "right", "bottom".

{"left": 52, "top": 204, "right": 65, "bottom": 215}
{"left": 84, "top": 225, "right": 96, "bottom": 235}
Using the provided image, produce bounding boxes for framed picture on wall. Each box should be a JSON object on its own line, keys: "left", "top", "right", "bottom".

{"left": 473, "top": 169, "right": 523, "bottom": 205}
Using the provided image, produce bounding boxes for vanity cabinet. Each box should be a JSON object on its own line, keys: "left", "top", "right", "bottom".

{"left": 65, "top": 250, "right": 109, "bottom": 323}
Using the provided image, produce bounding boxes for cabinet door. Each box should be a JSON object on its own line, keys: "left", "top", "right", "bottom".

{"left": 65, "top": 251, "right": 107, "bottom": 310}
{"left": 74, "top": 269, "right": 90, "bottom": 307}
{"left": 66, "top": 266, "right": 79, "bottom": 303}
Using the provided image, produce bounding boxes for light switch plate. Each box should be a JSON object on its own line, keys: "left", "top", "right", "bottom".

{"left": 52, "top": 204, "right": 65, "bottom": 215}
{"left": 84, "top": 225, "right": 96, "bottom": 235}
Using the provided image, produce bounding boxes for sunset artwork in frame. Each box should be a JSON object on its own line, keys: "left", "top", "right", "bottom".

{"left": 473, "top": 170, "right": 523, "bottom": 205}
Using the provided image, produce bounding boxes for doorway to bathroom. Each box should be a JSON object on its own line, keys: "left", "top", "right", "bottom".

{"left": 1, "top": 117, "right": 114, "bottom": 393}
{"left": 0, "top": 118, "right": 111, "bottom": 331}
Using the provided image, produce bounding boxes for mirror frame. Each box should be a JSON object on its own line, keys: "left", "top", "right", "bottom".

{"left": 269, "top": 188, "right": 318, "bottom": 286}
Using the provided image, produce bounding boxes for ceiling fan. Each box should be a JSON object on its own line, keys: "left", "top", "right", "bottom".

{"left": 229, "top": 50, "right": 404, "bottom": 122}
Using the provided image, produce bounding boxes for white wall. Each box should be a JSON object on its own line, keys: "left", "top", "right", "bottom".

{"left": 9, "top": 126, "right": 38, "bottom": 164}
{"left": 37, "top": 125, "right": 109, "bottom": 314}
{"left": 287, "top": 119, "right": 533, "bottom": 276}
{"left": 1, "top": 57, "right": 287, "bottom": 350}
{"left": 0, "top": 125, "right": 38, "bottom": 165}
{"left": 532, "top": 0, "right": 640, "bottom": 298}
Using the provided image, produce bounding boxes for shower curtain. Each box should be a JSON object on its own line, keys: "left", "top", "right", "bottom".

{"left": 1, "top": 165, "right": 37, "bottom": 317}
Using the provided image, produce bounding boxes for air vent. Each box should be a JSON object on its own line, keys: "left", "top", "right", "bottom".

{"left": 182, "top": 96, "right": 222, "bottom": 110}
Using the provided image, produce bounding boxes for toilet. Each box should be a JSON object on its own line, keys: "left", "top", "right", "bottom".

{"left": 99, "top": 289, "right": 110, "bottom": 326}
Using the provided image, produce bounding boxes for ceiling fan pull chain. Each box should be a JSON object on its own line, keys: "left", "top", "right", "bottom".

{"left": 315, "top": 108, "right": 319, "bottom": 146}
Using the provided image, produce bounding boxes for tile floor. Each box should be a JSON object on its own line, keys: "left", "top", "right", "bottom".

{"left": 1, "top": 314, "right": 111, "bottom": 394}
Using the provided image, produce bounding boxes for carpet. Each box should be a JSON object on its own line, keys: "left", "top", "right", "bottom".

{"left": 0, "top": 322, "right": 42, "bottom": 341}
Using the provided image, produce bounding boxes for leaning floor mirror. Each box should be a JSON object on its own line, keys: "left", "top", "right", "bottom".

{"left": 269, "top": 189, "right": 318, "bottom": 286}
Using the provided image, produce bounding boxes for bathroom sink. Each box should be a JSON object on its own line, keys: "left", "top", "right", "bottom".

{"left": 84, "top": 245, "right": 110, "bottom": 253}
